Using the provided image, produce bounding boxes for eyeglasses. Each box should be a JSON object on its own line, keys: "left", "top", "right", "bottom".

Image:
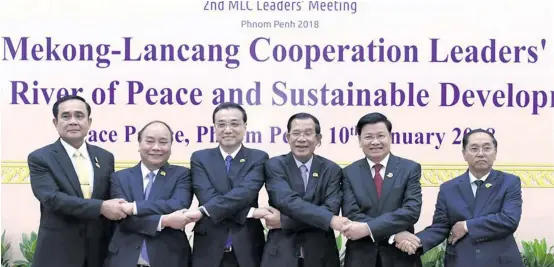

{"left": 215, "top": 122, "right": 242, "bottom": 129}
{"left": 467, "top": 146, "right": 495, "bottom": 154}
{"left": 288, "top": 131, "right": 317, "bottom": 139}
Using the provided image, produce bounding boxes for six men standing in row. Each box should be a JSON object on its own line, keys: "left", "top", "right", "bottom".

{"left": 27, "top": 95, "right": 524, "bottom": 267}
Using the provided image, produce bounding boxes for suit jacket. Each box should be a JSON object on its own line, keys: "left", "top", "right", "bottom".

{"left": 261, "top": 153, "right": 342, "bottom": 267}
{"left": 28, "top": 139, "right": 115, "bottom": 267}
{"left": 104, "top": 162, "right": 193, "bottom": 267}
{"left": 190, "top": 146, "right": 268, "bottom": 267}
{"left": 416, "top": 169, "right": 523, "bottom": 267}
{"left": 341, "top": 154, "right": 422, "bottom": 267}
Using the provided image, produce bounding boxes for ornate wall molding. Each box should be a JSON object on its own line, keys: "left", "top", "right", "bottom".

{"left": 2, "top": 161, "right": 553, "bottom": 187}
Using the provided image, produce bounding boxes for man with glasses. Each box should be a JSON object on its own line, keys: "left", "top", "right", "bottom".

{"left": 185, "top": 102, "right": 271, "bottom": 267}
{"left": 261, "top": 112, "right": 347, "bottom": 267}
{"left": 396, "top": 129, "right": 523, "bottom": 267}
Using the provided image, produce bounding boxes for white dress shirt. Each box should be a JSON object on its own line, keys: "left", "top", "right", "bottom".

{"left": 365, "top": 154, "right": 390, "bottom": 243}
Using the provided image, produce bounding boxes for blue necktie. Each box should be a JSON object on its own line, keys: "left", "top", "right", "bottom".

{"left": 225, "top": 155, "right": 233, "bottom": 248}
{"left": 140, "top": 171, "right": 155, "bottom": 263}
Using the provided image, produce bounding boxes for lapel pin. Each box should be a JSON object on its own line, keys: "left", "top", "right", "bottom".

{"left": 240, "top": 158, "right": 246, "bottom": 163}
{"left": 95, "top": 163, "right": 100, "bottom": 168}
{"left": 94, "top": 157, "right": 99, "bottom": 163}
{"left": 160, "top": 171, "right": 166, "bottom": 176}
{"left": 313, "top": 173, "right": 319, "bottom": 177}
{"left": 485, "top": 183, "right": 492, "bottom": 188}
{"left": 386, "top": 173, "right": 393, "bottom": 178}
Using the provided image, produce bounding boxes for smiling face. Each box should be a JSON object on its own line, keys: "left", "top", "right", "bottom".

{"left": 287, "top": 118, "right": 321, "bottom": 162}
{"left": 214, "top": 108, "right": 246, "bottom": 151}
{"left": 138, "top": 122, "right": 172, "bottom": 170}
{"left": 358, "top": 122, "right": 391, "bottom": 163}
{"left": 462, "top": 132, "right": 497, "bottom": 176}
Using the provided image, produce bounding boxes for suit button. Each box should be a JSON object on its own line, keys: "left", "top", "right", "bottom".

{"left": 136, "top": 246, "right": 140, "bottom": 249}
{"left": 476, "top": 249, "right": 480, "bottom": 253}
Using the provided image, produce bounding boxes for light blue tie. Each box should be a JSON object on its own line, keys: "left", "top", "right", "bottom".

{"left": 140, "top": 171, "right": 155, "bottom": 263}
{"left": 300, "top": 164, "right": 309, "bottom": 190}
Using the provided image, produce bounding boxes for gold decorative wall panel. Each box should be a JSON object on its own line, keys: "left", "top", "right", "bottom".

{"left": 2, "top": 161, "right": 553, "bottom": 188}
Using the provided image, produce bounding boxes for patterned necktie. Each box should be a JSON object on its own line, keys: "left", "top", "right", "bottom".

{"left": 140, "top": 171, "right": 155, "bottom": 263}
{"left": 300, "top": 164, "right": 309, "bottom": 190}
{"left": 224, "top": 155, "right": 233, "bottom": 249}
{"left": 73, "top": 151, "right": 91, "bottom": 199}
{"left": 474, "top": 180, "right": 484, "bottom": 197}
{"left": 374, "top": 164, "right": 384, "bottom": 199}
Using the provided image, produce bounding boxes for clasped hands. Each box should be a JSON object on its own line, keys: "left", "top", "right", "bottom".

{"left": 100, "top": 198, "right": 203, "bottom": 230}
{"left": 331, "top": 216, "right": 371, "bottom": 241}
{"left": 395, "top": 221, "right": 467, "bottom": 255}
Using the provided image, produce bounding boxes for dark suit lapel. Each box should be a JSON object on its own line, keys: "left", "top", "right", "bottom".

{"left": 474, "top": 170, "right": 500, "bottom": 216}
{"left": 229, "top": 146, "right": 248, "bottom": 186}
{"left": 86, "top": 144, "right": 104, "bottom": 199}
{"left": 359, "top": 160, "right": 378, "bottom": 206}
{"left": 303, "top": 155, "right": 322, "bottom": 202}
{"left": 129, "top": 164, "right": 145, "bottom": 201}
{"left": 148, "top": 163, "right": 171, "bottom": 200}
{"left": 211, "top": 148, "right": 232, "bottom": 193}
{"left": 51, "top": 140, "right": 83, "bottom": 197}
{"left": 378, "top": 154, "right": 400, "bottom": 211}
{"left": 286, "top": 153, "right": 306, "bottom": 197}
{"left": 457, "top": 171, "right": 476, "bottom": 214}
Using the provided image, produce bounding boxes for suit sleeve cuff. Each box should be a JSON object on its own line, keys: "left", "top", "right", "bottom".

{"left": 133, "top": 202, "right": 138, "bottom": 215}
{"left": 366, "top": 223, "right": 375, "bottom": 242}
{"left": 247, "top": 207, "right": 255, "bottom": 218}
{"left": 157, "top": 215, "right": 165, "bottom": 231}
{"left": 388, "top": 234, "right": 395, "bottom": 244}
{"left": 200, "top": 206, "right": 210, "bottom": 217}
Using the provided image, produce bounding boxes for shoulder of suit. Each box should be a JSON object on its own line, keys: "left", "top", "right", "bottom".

{"left": 190, "top": 148, "right": 212, "bottom": 158}
{"left": 314, "top": 155, "right": 341, "bottom": 170}
{"left": 167, "top": 164, "right": 190, "bottom": 173}
{"left": 28, "top": 142, "right": 60, "bottom": 161}
{"left": 266, "top": 154, "right": 289, "bottom": 165}
{"left": 243, "top": 147, "right": 269, "bottom": 158}
{"left": 493, "top": 169, "right": 520, "bottom": 183}
{"left": 393, "top": 155, "right": 421, "bottom": 168}
{"left": 87, "top": 143, "right": 114, "bottom": 155}
{"left": 343, "top": 158, "right": 365, "bottom": 171}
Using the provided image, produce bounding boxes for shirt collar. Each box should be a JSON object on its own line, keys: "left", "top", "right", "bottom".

{"left": 140, "top": 162, "right": 159, "bottom": 178}
{"left": 468, "top": 170, "right": 490, "bottom": 184}
{"left": 219, "top": 144, "right": 242, "bottom": 160}
{"left": 366, "top": 153, "right": 390, "bottom": 170}
{"left": 60, "top": 138, "right": 89, "bottom": 160}
{"left": 294, "top": 155, "right": 314, "bottom": 171}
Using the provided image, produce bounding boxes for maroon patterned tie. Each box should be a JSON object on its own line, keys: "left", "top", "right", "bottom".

{"left": 374, "top": 164, "right": 383, "bottom": 199}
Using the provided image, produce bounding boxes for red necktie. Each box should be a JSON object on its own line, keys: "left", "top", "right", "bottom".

{"left": 374, "top": 164, "right": 383, "bottom": 198}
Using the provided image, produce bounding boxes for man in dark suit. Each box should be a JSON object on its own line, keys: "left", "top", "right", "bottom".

{"left": 261, "top": 112, "right": 347, "bottom": 267}
{"left": 185, "top": 102, "right": 271, "bottom": 267}
{"left": 396, "top": 129, "right": 523, "bottom": 267}
{"left": 28, "top": 95, "right": 129, "bottom": 267}
{"left": 341, "top": 112, "right": 423, "bottom": 267}
{"left": 104, "top": 120, "right": 194, "bottom": 267}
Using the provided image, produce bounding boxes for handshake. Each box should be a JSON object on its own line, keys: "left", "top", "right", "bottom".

{"left": 393, "top": 231, "right": 421, "bottom": 255}
{"left": 329, "top": 216, "right": 370, "bottom": 241}
{"left": 100, "top": 198, "right": 134, "bottom": 220}
{"left": 99, "top": 198, "right": 203, "bottom": 230}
